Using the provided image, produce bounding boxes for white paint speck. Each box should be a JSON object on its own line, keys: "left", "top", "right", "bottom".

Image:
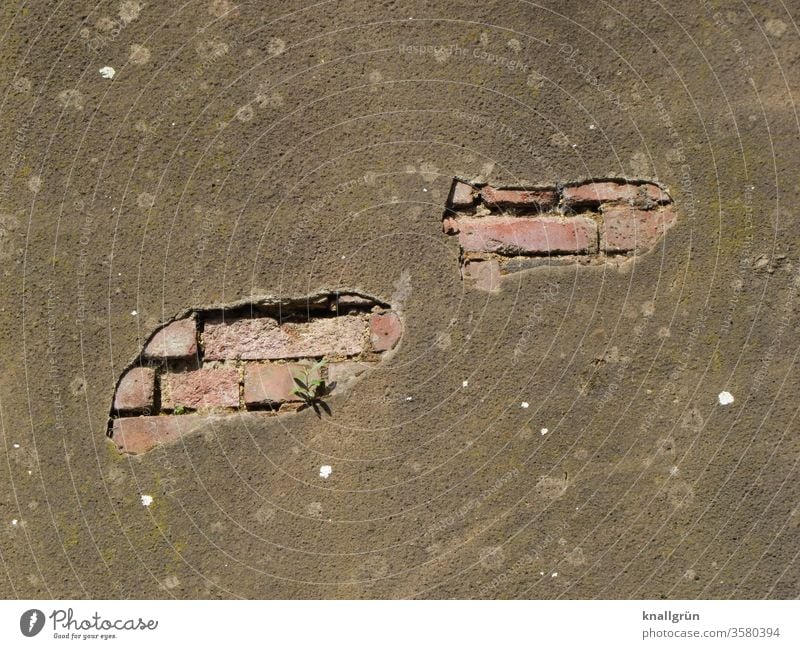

{"left": 718, "top": 391, "right": 734, "bottom": 406}
{"left": 11, "top": 519, "right": 18, "bottom": 526}
{"left": 551, "top": 571, "right": 558, "bottom": 577}
{"left": 539, "top": 571, "right": 545, "bottom": 576}
{"left": 140, "top": 494, "right": 153, "bottom": 507}
{"left": 405, "top": 396, "right": 413, "bottom": 402}
{"left": 521, "top": 402, "right": 529, "bottom": 409}
{"left": 422, "top": 188, "right": 428, "bottom": 192}
{"left": 131, "top": 310, "right": 137, "bottom": 316}
{"left": 540, "top": 428, "right": 548, "bottom": 435}
{"left": 12, "top": 443, "right": 19, "bottom": 449}
{"left": 99, "top": 66, "right": 116, "bottom": 79}
{"left": 462, "top": 380, "right": 469, "bottom": 388}
{"left": 319, "top": 465, "right": 332, "bottom": 479}
{"left": 589, "top": 124, "right": 595, "bottom": 130}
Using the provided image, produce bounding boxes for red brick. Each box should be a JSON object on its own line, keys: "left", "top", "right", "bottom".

{"left": 143, "top": 318, "right": 197, "bottom": 360}
{"left": 648, "top": 184, "right": 671, "bottom": 203}
{"left": 203, "top": 315, "right": 367, "bottom": 360}
{"left": 449, "top": 181, "right": 476, "bottom": 208}
{"left": 113, "top": 366, "right": 156, "bottom": 413}
{"left": 244, "top": 362, "right": 321, "bottom": 406}
{"left": 161, "top": 367, "right": 240, "bottom": 410}
{"left": 112, "top": 415, "right": 206, "bottom": 455}
{"left": 462, "top": 258, "right": 501, "bottom": 292}
{"left": 442, "top": 216, "right": 460, "bottom": 234}
{"left": 480, "top": 186, "right": 557, "bottom": 211}
{"left": 458, "top": 216, "right": 598, "bottom": 255}
{"left": 601, "top": 207, "right": 677, "bottom": 253}
{"left": 370, "top": 312, "right": 402, "bottom": 351}
{"left": 563, "top": 181, "right": 669, "bottom": 207}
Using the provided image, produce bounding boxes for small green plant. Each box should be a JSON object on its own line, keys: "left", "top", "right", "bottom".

{"left": 173, "top": 405, "right": 186, "bottom": 415}
{"left": 291, "top": 359, "right": 331, "bottom": 416}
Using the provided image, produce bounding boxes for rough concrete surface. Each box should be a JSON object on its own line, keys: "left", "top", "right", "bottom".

{"left": 0, "top": 0, "right": 798, "bottom": 599}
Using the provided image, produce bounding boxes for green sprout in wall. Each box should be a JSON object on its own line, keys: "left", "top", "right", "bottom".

{"left": 291, "top": 359, "right": 332, "bottom": 416}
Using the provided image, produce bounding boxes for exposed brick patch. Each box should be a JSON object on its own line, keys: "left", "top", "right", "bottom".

{"left": 143, "top": 318, "right": 198, "bottom": 360}
{"left": 479, "top": 186, "right": 557, "bottom": 212}
{"left": 113, "top": 367, "right": 156, "bottom": 414}
{"left": 458, "top": 216, "right": 598, "bottom": 255}
{"left": 369, "top": 312, "right": 402, "bottom": 351}
{"left": 442, "top": 177, "right": 675, "bottom": 291}
{"left": 244, "top": 362, "right": 319, "bottom": 407}
{"left": 108, "top": 293, "right": 399, "bottom": 454}
{"left": 161, "top": 367, "right": 240, "bottom": 411}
